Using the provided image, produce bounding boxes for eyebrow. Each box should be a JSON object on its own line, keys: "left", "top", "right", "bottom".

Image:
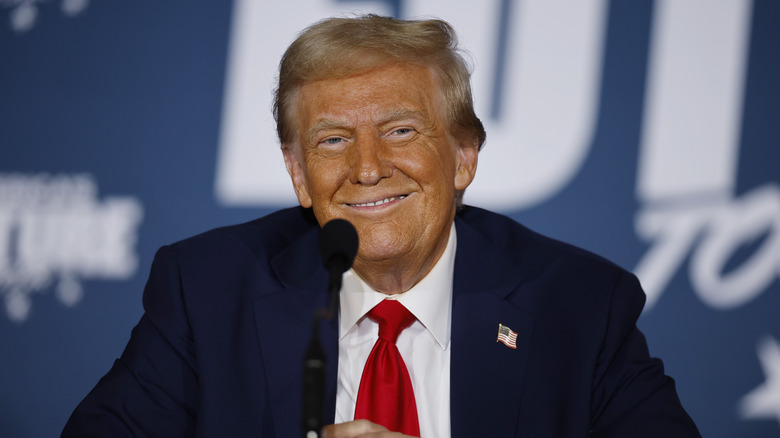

{"left": 377, "top": 109, "right": 427, "bottom": 125}
{"left": 304, "top": 119, "right": 346, "bottom": 145}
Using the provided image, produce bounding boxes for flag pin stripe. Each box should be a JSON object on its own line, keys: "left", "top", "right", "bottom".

{"left": 497, "top": 323, "right": 518, "bottom": 349}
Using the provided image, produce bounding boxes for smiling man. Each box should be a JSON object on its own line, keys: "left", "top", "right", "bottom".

{"left": 63, "top": 15, "right": 700, "bottom": 438}
{"left": 283, "top": 62, "right": 477, "bottom": 295}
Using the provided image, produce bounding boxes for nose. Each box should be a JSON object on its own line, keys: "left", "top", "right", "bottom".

{"left": 348, "top": 134, "right": 392, "bottom": 185}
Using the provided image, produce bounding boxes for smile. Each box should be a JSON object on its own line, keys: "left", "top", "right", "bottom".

{"left": 348, "top": 195, "right": 407, "bottom": 207}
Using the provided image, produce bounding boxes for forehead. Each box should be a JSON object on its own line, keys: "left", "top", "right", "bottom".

{"left": 292, "top": 63, "right": 444, "bottom": 132}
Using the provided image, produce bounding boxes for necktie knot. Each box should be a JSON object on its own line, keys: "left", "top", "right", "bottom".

{"left": 368, "top": 299, "right": 416, "bottom": 345}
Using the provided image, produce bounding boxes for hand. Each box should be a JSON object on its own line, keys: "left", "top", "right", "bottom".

{"left": 321, "top": 419, "right": 417, "bottom": 438}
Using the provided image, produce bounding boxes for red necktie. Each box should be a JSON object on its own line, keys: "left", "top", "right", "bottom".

{"left": 354, "top": 299, "right": 420, "bottom": 436}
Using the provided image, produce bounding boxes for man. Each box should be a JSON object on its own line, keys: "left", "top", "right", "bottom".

{"left": 63, "top": 15, "right": 700, "bottom": 437}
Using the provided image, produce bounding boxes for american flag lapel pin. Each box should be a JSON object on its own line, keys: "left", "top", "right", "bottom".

{"left": 497, "top": 324, "right": 518, "bottom": 349}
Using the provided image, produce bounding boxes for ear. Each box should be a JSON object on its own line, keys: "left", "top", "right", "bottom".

{"left": 454, "top": 137, "right": 479, "bottom": 191}
{"left": 282, "top": 143, "right": 313, "bottom": 208}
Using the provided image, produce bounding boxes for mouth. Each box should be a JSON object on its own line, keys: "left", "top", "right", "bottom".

{"left": 347, "top": 195, "right": 408, "bottom": 208}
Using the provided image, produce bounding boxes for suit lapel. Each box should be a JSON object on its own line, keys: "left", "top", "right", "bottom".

{"left": 450, "top": 217, "right": 534, "bottom": 438}
{"left": 252, "top": 225, "right": 340, "bottom": 435}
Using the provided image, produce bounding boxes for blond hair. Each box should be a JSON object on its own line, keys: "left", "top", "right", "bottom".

{"left": 274, "top": 14, "right": 486, "bottom": 150}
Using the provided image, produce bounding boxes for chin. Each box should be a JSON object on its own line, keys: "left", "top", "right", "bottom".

{"left": 355, "top": 232, "right": 411, "bottom": 262}
{"left": 357, "top": 242, "right": 405, "bottom": 261}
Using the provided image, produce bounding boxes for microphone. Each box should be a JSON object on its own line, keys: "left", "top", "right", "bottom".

{"left": 302, "top": 219, "right": 358, "bottom": 438}
{"left": 318, "top": 218, "right": 359, "bottom": 314}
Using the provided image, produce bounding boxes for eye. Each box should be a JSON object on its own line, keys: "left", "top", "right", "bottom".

{"left": 321, "top": 137, "right": 345, "bottom": 145}
{"left": 392, "top": 128, "right": 413, "bottom": 135}
{"left": 315, "top": 136, "right": 350, "bottom": 156}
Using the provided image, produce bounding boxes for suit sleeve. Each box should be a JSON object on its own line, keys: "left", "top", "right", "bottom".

{"left": 588, "top": 270, "right": 701, "bottom": 437}
{"left": 62, "top": 245, "right": 199, "bottom": 437}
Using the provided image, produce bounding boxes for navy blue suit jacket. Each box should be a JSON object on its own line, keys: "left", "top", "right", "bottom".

{"left": 63, "top": 206, "right": 700, "bottom": 437}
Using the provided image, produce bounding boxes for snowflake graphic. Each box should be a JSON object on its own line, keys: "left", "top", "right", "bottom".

{"left": 1, "top": 0, "right": 90, "bottom": 33}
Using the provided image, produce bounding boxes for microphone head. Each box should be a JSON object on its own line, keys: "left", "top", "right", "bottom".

{"left": 318, "top": 219, "right": 359, "bottom": 274}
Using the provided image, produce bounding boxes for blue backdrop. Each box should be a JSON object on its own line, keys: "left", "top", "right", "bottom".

{"left": 1, "top": 1, "right": 779, "bottom": 437}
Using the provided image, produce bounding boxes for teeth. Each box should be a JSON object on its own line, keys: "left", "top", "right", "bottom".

{"left": 351, "top": 195, "right": 406, "bottom": 207}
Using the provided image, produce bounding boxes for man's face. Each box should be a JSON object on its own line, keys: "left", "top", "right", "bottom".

{"left": 282, "top": 63, "right": 478, "bottom": 287}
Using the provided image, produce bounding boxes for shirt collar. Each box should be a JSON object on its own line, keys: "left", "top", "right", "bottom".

{"left": 339, "top": 223, "right": 456, "bottom": 350}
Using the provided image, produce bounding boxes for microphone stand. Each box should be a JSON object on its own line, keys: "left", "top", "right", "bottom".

{"left": 302, "top": 313, "right": 326, "bottom": 438}
{"left": 302, "top": 266, "right": 342, "bottom": 438}
{"left": 303, "top": 219, "right": 357, "bottom": 438}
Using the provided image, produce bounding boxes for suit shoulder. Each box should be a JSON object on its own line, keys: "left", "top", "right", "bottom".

{"left": 457, "top": 205, "right": 626, "bottom": 280}
{"left": 166, "top": 206, "right": 317, "bottom": 261}
{"left": 458, "top": 206, "right": 644, "bottom": 319}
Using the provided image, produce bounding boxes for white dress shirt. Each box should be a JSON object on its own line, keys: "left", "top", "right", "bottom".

{"left": 335, "top": 224, "right": 456, "bottom": 438}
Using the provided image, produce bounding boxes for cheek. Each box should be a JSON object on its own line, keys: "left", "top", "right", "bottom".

{"left": 305, "top": 160, "right": 347, "bottom": 200}
{"left": 399, "top": 143, "right": 452, "bottom": 176}
{"left": 427, "top": 154, "right": 459, "bottom": 193}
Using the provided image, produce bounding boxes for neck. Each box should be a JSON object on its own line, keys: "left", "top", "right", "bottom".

{"left": 352, "top": 232, "right": 450, "bottom": 295}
